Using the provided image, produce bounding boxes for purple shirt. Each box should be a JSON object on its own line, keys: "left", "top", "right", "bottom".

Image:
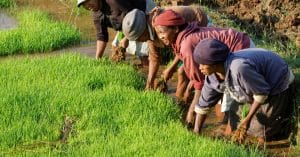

{"left": 198, "top": 48, "right": 290, "bottom": 108}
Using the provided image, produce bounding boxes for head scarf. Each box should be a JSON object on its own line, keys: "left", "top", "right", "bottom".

{"left": 153, "top": 9, "right": 185, "bottom": 26}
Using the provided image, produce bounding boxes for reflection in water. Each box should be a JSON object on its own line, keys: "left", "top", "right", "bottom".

{"left": 16, "top": 0, "right": 97, "bottom": 42}
{"left": 14, "top": 0, "right": 116, "bottom": 54}
{"left": 0, "top": 10, "right": 18, "bottom": 30}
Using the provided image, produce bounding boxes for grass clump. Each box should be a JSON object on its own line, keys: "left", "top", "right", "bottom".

{"left": 0, "top": 0, "right": 15, "bottom": 8}
{"left": 0, "top": 9, "right": 80, "bottom": 55}
{"left": 0, "top": 54, "right": 264, "bottom": 156}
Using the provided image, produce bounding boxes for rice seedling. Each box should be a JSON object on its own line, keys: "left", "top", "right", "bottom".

{"left": 0, "top": 54, "right": 264, "bottom": 156}
{"left": 0, "top": 0, "right": 15, "bottom": 8}
{"left": 0, "top": 9, "right": 80, "bottom": 55}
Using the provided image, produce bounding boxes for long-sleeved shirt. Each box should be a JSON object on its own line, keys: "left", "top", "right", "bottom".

{"left": 198, "top": 48, "right": 291, "bottom": 108}
{"left": 93, "top": 0, "right": 146, "bottom": 42}
{"left": 172, "top": 22, "right": 250, "bottom": 90}
{"left": 147, "top": 5, "right": 209, "bottom": 63}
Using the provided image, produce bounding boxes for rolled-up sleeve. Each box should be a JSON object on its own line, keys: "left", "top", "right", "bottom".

{"left": 93, "top": 11, "right": 110, "bottom": 42}
{"left": 197, "top": 77, "right": 223, "bottom": 110}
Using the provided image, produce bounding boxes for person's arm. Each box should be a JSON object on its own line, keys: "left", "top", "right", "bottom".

{"left": 119, "top": 37, "right": 129, "bottom": 48}
{"left": 193, "top": 112, "right": 207, "bottom": 134}
{"left": 230, "top": 60, "right": 270, "bottom": 143}
{"left": 146, "top": 41, "right": 160, "bottom": 89}
{"left": 96, "top": 40, "right": 107, "bottom": 59}
{"left": 232, "top": 93, "right": 267, "bottom": 143}
{"left": 183, "top": 81, "right": 194, "bottom": 102}
{"left": 193, "top": 76, "right": 223, "bottom": 134}
{"left": 232, "top": 100, "right": 263, "bottom": 143}
{"left": 162, "top": 55, "right": 180, "bottom": 81}
{"left": 240, "top": 100, "right": 262, "bottom": 128}
{"left": 93, "top": 11, "right": 109, "bottom": 59}
{"left": 180, "top": 40, "right": 205, "bottom": 91}
{"left": 186, "top": 89, "right": 201, "bottom": 124}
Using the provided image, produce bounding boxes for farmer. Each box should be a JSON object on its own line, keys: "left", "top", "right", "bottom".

{"left": 122, "top": 5, "right": 210, "bottom": 92}
{"left": 77, "top": 0, "right": 156, "bottom": 59}
{"left": 192, "top": 38, "right": 296, "bottom": 144}
{"left": 152, "top": 10, "right": 255, "bottom": 125}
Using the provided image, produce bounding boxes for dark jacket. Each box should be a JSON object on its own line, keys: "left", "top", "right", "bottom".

{"left": 93, "top": 0, "right": 146, "bottom": 42}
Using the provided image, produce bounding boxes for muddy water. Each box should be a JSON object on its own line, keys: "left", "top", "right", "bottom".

{"left": 0, "top": 10, "right": 17, "bottom": 30}
{"left": 14, "top": 0, "right": 117, "bottom": 57}
{"left": 17, "top": 0, "right": 95, "bottom": 41}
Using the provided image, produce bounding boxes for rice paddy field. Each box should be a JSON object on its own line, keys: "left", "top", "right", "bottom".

{"left": 0, "top": 0, "right": 299, "bottom": 156}
{"left": 0, "top": 54, "right": 264, "bottom": 156}
{"left": 0, "top": 8, "right": 80, "bottom": 55}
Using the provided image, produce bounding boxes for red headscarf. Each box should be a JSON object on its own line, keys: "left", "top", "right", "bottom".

{"left": 153, "top": 9, "right": 185, "bottom": 26}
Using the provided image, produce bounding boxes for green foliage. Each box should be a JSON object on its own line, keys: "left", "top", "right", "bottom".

{"left": 0, "top": 54, "right": 263, "bottom": 156}
{"left": 0, "top": 0, "right": 15, "bottom": 8}
{"left": 241, "top": 105, "right": 250, "bottom": 119}
{"left": 0, "top": 9, "right": 80, "bottom": 55}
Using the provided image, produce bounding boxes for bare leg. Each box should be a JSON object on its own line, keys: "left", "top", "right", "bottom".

{"left": 175, "top": 66, "right": 188, "bottom": 99}
{"left": 194, "top": 113, "right": 207, "bottom": 134}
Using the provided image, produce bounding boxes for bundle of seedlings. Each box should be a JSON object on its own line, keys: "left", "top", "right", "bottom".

{"left": 154, "top": 76, "right": 168, "bottom": 93}
{"left": 111, "top": 46, "right": 126, "bottom": 62}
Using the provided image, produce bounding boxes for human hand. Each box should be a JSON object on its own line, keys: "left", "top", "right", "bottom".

{"left": 231, "top": 122, "right": 248, "bottom": 144}
{"left": 145, "top": 81, "right": 154, "bottom": 90}
{"left": 162, "top": 69, "right": 171, "bottom": 82}
{"left": 119, "top": 37, "right": 129, "bottom": 49}
{"left": 183, "top": 83, "right": 194, "bottom": 103}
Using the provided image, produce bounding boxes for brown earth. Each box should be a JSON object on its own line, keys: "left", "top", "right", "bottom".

{"left": 159, "top": 0, "right": 300, "bottom": 50}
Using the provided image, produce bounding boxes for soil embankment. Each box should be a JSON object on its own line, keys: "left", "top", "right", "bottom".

{"left": 161, "top": 0, "right": 300, "bottom": 49}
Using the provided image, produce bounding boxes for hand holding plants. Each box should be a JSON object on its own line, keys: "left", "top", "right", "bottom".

{"left": 232, "top": 119, "right": 249, "bottom": 144}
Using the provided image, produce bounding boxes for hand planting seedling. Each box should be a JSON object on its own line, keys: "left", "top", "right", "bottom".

{"left": 232, "top": 124, "right": 247, "bottom": 144}
{"left": 111, "top": 46, "right": 126, "bottom": 62}
{"left": 154, "top": 76, "right": 168, "bottom": 93}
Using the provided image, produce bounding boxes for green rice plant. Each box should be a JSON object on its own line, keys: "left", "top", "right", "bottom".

{"left": 0, "top": 0, "right": 15, "bottom": 8}
{"left": 0, "top": 9, "right": 80, "bottom": 55}
{"left": 241, "top": 105, "right": 250, "bottom": 119}
{"left": 0, "top": 54, "right": 264, "bottom": 156}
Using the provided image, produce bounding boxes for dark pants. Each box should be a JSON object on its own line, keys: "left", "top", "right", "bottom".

{"left": 247, "top": 83, "right": 297, "bottom": 141}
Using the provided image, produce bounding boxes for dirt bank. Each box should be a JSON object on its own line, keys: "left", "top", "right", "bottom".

{"left": 220, "top": 0, "right": 299, "bottom": 47}
{"left": 160, "top": 0, "right": 300, "bottom": 49}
